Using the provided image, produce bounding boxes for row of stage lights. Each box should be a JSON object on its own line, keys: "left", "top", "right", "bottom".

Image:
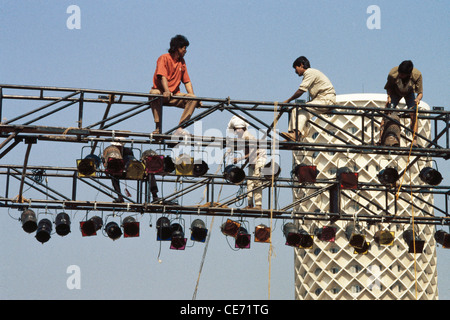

{"left": 19, "top": 208, "right": 207, "bottom": 249}
{"left": 282, "top": 222, "right": 450, "bottom": 254}
{"left": 77, "top": 146, "right": 277, "bottom": 184}
{"left": 18, "top": 209, "right": 450, "bottom": 252}
{"left": 78, "top": 145, "right": 443, "bottom": 187}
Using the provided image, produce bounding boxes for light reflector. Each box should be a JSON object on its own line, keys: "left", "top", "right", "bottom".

{"left": 223, "top": 165, "right": 246, "bottom": 184}
{"left": 36, "top": 218, "right": 52, "bottom": 244}
{"left": 55, "top": 212, "right": 71, "bottom": 236}
{"left": 21, "top": 209, "right": 38, "bottom": 233}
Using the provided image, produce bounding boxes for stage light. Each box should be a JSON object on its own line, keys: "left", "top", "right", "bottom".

{"left": 223, "top": 165, "right": 246, "bottom": 184}
{"left": 345, "top": 223, "right": 366, "bottom": 249}
{"left": 77, "top": 154, "right": 102, "bottom": 177}
{"left": 262, "top": 161, "right": 281, "bottom": 180}
{"left": 374, "top": 230, "right": 395, "bottom": 246}
{"left": 21, "top": 209, "right": 38, "bottom": 233}
{"left": 163, "top": 156, "right": 175, "bottom": 173}
{"left": 175, "top": 154, "right": 194, "bottom": 176}
{"left": 124, "top": 155, "right": 145, "bottom": 180}
{"left": 377, "top": 167, "right": 399, "bottom": 185}
{"left": 419, "top": 167, "right": 443, "bottom": 186}
{"left": 235, "top": 227, "right": 251, "bottom": 249}
{"left": 35, "top": 218, "right": 52, "bottom": 244}
{"left": 353, "top": 241, "right": 370, "bottom": 254}
{"left": 80, "top": 216, "right": 103, "bottom": 237}
{"left": 156, "top": 217, "right": 172, "bottom": 241}
{"left": 122, "top": 216, "right": 139, "bottom": 238}
{"left": 190, "top": 219, "right": 208, "bottom": 242}
{"left": 103, "top": 145, "right": 124, "bottom": 175}
{"left": 105, "top": 221, "right": 122, "bottom": 240}
{"left": 315, "top": 226, "right": 336, "bottom": 242}
{"left": 434, "top": 230, "right": 450, "bottom": 248}
{"left": 170, "top": 223, "right": 186, "bottom": 250}
{"left": 283, "top": 223, "right": 302, "bottom": 247}
{"left": 338, "top": 167, "right": 358, "bottom": 189}
{"left": 293, "top": 164, "right": 317, "bottom": 184}
{"left": 221, "top": 219, "right": 241, "bottom": 238}
{"left": 193, "top": 160, "right": 209, "bottom": 177}
{"left": 298, "top": 228, "right": 314, "bottom": 249}
{"left": 254, "top": 224, "right": 271, "bottom": 243}
{"left": 141, "top": 149, "right": 164, "bottom": 174}
{"left": 380, "top": 112, "right": 400, "bottom": 147}
{"left": 403, "top": 227, "right": 425, "bottom": 254}
{"left": 55, "top": 212, "right": 71, "bottom": 236}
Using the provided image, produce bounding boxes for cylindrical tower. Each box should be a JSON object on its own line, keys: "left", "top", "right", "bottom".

{"left": 293, "top": 93, "right": 438, "bottom": 300}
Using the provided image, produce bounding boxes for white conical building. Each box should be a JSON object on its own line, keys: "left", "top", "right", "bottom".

{"left": 293, "top": 93, "right": 438, "bottom": 300}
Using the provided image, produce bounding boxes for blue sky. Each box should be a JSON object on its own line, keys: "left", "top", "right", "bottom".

{"left": 1, "top": 0, "right": 449, "bottom": 300}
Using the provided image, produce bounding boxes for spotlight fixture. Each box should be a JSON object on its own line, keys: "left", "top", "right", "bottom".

{"left": 345, "top": 223, "right": 366, "bottom": 249}
{"left": 223, "top": 165, "right": 246, "bottom": 184}
{"left": 141, "top": 149, "right": 164, "bottom": 174}
{"left": 163, "top": 156, "right": 175, "bottom": 174}
{"left": 380, "top": 112, "right": 400, "bottom": 147}
{"left": 315, "top": 226, "right": 336, "bottom": 242}
{"left": 434, "top": 230, "right": 450, "bottom": 248}
{"left": 55, "top": 212, "right": 71, "bottom": 236}
{"left": 283, "top": 223, "right": 302, "bottom": 247}
{"left": 156, "top": 217, "right": 172, "bottom": 241}
{"left": 190, "top": 219, "right": 208, "bottom": 242}
{"left": 419, "top": 167, "right": 443, "bottom": 186}
{"left": 374, "top": 230, "right": 395, "bottom": 246}
{"left": 254, "top": 224, "right": 271, "bottom": 243}
{"left": 298, "top": 228, "right": 314, "bottom": 249}
{"left": 403, "top": 227, "right": 425, "bottom": 254}
{"left": 338, "top": 167, "right": 358, "bottom": 190}
{"left": 262, "top": 161, "right": 281, "bottom": 180}
{"left": 105, "top": 221, "right": 122, "bottom": 240}
{"left": 80, "top": 216, "right": 103, "bottom": 237}
{"left": 175, "top": 154, "right": 194, "bottom": 176}
{"left": 193, "top": 160, "right": 209, "bottom": 177}
{"left": 103, "top": 145, "right": 124, "bottom": 175}
{"left": 353, "top": 241, "right": 370, "bottom": 254}
{"left": 293, "top": 164, "right": 317, "bottom": 184}
{"left": 235, "top": 227, "right": 251, "bottom": 249}
{"left": 21, "top": 209, "right": 38, "bottom": 233}
{"left": 124, "top": 155, "right": 145, "bottom": 180}
{"left": 122, "top": 216, "right": 140, "bottom": 238}
{"left": 220, "top": 219, "right": 241, "bottom": 238}
{"left": 170, "top": 223, "right": 186, "bottom": 250}
{"left": 77, "top": 154, "right": 102, "bottom": 177}
{"left": 36, "top": 219, "right": 52, "bottom": 244}
{"left": 377, "top": 167, "right": 399, "bottom": 185}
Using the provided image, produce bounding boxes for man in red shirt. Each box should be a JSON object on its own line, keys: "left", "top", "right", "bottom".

{"left": 150, "top": 35, "right": 200, "bottom": 135}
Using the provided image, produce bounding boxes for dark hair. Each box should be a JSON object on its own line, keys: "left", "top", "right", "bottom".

{"left": 398, "top": 60, "right": 414, "bottom": 75}
{"left": 293, "top": 56, "right": 311, "bottom": 69}
{"left": 169, "top": 35, "right": 190, "bottom": 54}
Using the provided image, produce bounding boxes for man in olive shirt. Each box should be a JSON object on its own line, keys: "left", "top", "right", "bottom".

{"left": 281, "top": 56, "right": 336, "bottom": 142}
{"left": 383, "top": 60, "right": 423, "bottom": 146}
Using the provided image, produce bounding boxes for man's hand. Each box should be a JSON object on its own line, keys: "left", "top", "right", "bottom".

{"left": 162, "top": 91, "right": 172, "bottom": 102}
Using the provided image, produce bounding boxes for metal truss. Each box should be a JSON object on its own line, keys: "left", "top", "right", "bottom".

{"left": 1, "top": 84, "right": 449, "bottom": 226}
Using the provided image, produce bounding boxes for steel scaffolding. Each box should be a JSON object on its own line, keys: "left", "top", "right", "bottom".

{"left": 1, "top": 84, "right": 449, "bottom": 226}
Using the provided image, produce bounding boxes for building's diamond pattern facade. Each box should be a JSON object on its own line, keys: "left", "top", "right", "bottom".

{"left": 293, "top": 94, "right": 438, "bottom": 300}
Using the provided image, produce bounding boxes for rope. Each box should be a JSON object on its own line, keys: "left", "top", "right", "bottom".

{"left": 192, "top": 163, "right": 224, "bottom": 299}
{"left": 392, "top": 102, "right": 419, "bottom": 298}
{"left": 268, "top": 101, "right": 279, "bottom": 300}
{"left": 410, "top": 186, "right": 419, "bottom": 299}
{"left": 395, "top": 102, "right": 419, "bottom": 200}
